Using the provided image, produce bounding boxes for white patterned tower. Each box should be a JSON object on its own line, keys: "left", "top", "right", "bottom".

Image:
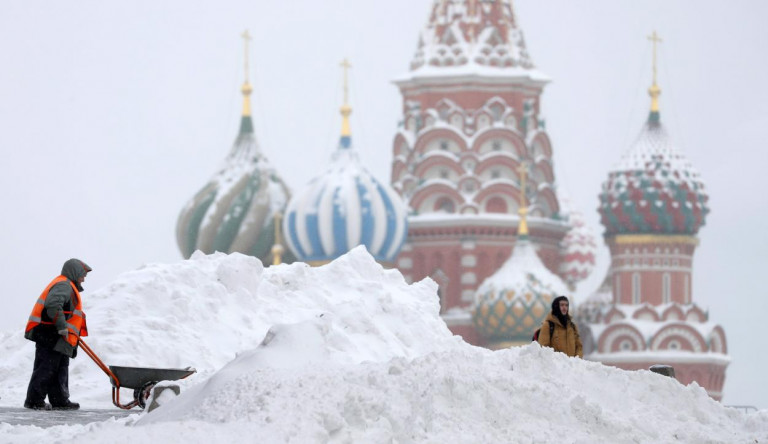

{"left": 391, "top": 0, "right": 589, "bottom": 346}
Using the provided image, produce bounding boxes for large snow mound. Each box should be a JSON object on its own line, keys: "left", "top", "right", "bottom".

{"left": 0, "top": 246, "right": 456, "bottom": 408}
{"left": 0, "top": 246, "right": 766, "bottom": 443}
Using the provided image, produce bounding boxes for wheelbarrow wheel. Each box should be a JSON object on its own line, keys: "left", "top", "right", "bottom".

{"left": 134, "top": 381, "right": 156, "bottom": 409}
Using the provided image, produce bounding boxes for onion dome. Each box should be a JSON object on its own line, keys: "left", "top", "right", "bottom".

{"left": 176, "top": 33, "right": 292, "bottom": 264}
{"left": 473, "top": 165, "right": 568, "bottom": 346}
{"left": 283, "top": 60, "right": 408, "bottom": 264}
{"left": 558, "top": 195, "right": 598, "bottom": 290}
{"left": 598, "top": 44, "right": 709, "bottom": 236}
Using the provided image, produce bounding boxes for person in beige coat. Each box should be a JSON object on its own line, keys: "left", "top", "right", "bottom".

{"left": 537, "top": 295, "right": 583, "bottom": 358}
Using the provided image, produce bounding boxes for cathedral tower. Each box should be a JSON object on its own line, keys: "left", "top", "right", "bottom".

{"left": 391, "top": 0, "right": 581, "bottom": 345}
{"left": 584, "top": 32, "right": 728, "bottom": 400}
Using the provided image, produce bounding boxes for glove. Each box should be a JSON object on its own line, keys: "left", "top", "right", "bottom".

{"left": 58, "top": 329, "right": 69, "bottom": 339}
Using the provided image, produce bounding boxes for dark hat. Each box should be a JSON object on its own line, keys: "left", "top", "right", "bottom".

{"left": 551, "top": 295, "right": 569, "bottom": 312}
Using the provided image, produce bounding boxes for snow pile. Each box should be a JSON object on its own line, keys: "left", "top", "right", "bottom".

{"left": 0, "top": 247, "right": 767, "bottom": 443}
{"left": 0, "top": 246, "right": 454, "bottom": 408}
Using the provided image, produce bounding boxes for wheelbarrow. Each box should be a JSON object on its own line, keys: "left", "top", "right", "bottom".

{"left": 79, "top": 338, "right": 196, "bottom": 409}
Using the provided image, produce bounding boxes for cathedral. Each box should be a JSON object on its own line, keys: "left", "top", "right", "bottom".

{"left": 175, "top": 1, "right": 728, "bottom": 400}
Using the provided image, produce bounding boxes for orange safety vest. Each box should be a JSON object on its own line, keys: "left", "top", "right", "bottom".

{"left": 25, "top": 275, "right": 88, "bottom": 347}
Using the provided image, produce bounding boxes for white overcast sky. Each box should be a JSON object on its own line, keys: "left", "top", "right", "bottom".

{"left": 1, "top": 1, "right": 766, "bottom": 408}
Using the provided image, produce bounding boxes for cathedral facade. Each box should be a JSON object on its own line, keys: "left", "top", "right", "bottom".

{"left": 389, "top": 0, "right": 595, "bottom": 346}
{"left": 175, "top": 0, "right": 728, "bottom": 400}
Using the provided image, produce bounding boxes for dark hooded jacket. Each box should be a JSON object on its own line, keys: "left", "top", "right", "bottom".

{"left": 537, "top": 296, "right": 583, "bottom": 358}
{"left": 24, "top": 259, "right": 92, "bottom": 358}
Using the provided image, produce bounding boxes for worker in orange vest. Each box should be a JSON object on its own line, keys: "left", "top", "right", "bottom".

{"left": 23, "top": 259, "right": 91, "bottom": 410}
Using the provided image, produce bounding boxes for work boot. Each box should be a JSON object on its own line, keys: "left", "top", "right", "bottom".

{"left": 23, "top": 401, "right": 52, "bottom": 410}
{"left": 51, "top": 400, "right": 80, "bottom": 410}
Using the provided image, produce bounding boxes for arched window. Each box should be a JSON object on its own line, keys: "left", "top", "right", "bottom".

{"left": 632, "top": 273, "right": 641, "bottom": 304}
{"left": 434, "top": 197, "right": 455, "bottom": 213}
{"left": 486, "top": 196, "right": 507, "bottom": 213}
{"left": 614, "top": 275, "right": 621, "bottom": 304}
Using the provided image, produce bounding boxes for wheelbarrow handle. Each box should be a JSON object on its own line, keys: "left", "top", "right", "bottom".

{"left": 78, "top": 338, "right": 121, "bottom": 388}
{"left": 78, "top": 339, "right": 140, "bottom": 410}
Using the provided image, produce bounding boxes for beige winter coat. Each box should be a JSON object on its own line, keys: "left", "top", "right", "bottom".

{"left": 537, "top": 312, "right": 583, "bottom": 358}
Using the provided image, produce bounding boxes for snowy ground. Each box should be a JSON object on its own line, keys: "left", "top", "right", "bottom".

{"left": 1, "top": 247, "right": 766, "bottom": 443}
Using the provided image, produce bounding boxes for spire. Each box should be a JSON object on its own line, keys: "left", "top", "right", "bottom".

{"left": 240, "top": 30, "right": 254, "bottom": 134}
{"left": 647, "top": 31, "right": 663, "bottom": 124}
{"left": 272, "top": 212, "right": 284, "bottom": 265}
{"left": 339, "top": 58, "right": 352, "bottom": 149}
{"left": 409, "top": 0, "right": 536, "bottom": 72}
{"left": 516, "top": 162, "right": 529, "bottom": 239}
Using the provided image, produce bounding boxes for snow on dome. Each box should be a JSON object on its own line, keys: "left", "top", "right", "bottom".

{"left": 598, "top": 119, "right": 709, "bottom": 235}
{"left": 283, "top": 145, "right": 408, "bottom": 264}
{"left": 176, "top": 110, "right": 291, "bottom": 264}
{"left": 401, "top": 0, "right": 550, "bottom": 84}
{"left": 557, "top": 195, "right": 598, "bottom": 289}
{"left": 473, "top": 238, "right": 569, "bottom": 344}
{"left": 1, "top": 248, "right": 767, "bottom": 443}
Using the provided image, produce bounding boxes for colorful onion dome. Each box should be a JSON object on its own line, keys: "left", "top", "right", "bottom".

{"left": 558, "top": 195, "right": 597, "bottom": 289}
{"left": 176, "top": 59, "right": 292, "bottom": 264}
{"left": 473, "top": 166, "right": 568, "bottom": 344}
{"left": 599, "top": 66, "right": 708, "bottom": 236}
{"left": 473, "top": 238, "right": 569, "bottom": 344}
{"left": 283, "top": 61, "right": 408, "bottom": 264}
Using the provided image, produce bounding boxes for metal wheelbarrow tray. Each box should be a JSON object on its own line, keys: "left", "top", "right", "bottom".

{"left": 79, "top": 339, "right": 196, "bottom": 409}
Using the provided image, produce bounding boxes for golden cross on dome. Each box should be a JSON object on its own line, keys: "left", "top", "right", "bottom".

{"left": 516, "top": 162, "right": 529, "bottom": 237}
{"left": 272, "top": 212, "right": 284, "bottom": 266}
{"left": 647, "top": 31, "right": 663, "bottom": 113}
{"left": 239, "top": 30, "right": 253, "bottom": 117}
{"left": 339, "top": 58, "right": 352, "bottom": 137}
{"left": 647, "top": 31, "right": 662, "bottom": 87}
{"left": 516, "top": 162, "right": 529, "bottom": 208}
{"left": 241, "top": 30, "right": 252, "bottom": 82}
{"left": 340, "top": 58, "right": 352, "bottom": 106}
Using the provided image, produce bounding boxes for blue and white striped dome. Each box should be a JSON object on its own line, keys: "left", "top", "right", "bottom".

{"left": 284, "top": 136, "right": 408, "bottom": 264}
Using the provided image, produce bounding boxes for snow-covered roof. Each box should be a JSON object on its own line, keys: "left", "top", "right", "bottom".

{"left": 477, "top": 239, "right": 568, "bottom": 296}
{"left": 473, "top": 238, "right": 569, "bottom": 341}
{"left": 176, "top": 114, "right": 291, "bottom": 263}
{"left": 408, "top": 212, "right": 570, "bottom": 233}
{"left": 614, "top": 121, "right": 701, "bottom": 173}
{"left": 284, "top": 138, "right": 408, "bottom": 263}
{"left": 399, "top": 0, "right": 550, "bottom": 86}
{"left": 598, "top": 118, "right": 709, "bottom": 235}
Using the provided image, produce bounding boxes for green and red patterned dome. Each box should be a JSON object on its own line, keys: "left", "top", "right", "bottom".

{"left": 598, "top": 111, "right": 709, "bottom": 236}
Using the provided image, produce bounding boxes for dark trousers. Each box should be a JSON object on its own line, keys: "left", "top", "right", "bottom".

{"left": 25, "top": 343, "right": 70, "bottom": 406}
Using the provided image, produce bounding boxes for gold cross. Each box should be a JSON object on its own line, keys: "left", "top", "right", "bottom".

{"left": 516, "top": 162, "right": 529, "bottom": 208}
{"left": 647, "top": 31, "right": 663, "bottom": 86}
{"left": 241, "top": 30, "right": 252, "bottom": 81}
{"left": 340, "top": 58, "right": 352, "bottom": 105}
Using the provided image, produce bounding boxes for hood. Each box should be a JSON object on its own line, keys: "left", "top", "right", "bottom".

{"left": 61, "top": 258, "right": 92, "bottom": 291}
{"left": 549, "top": 295, "right": 571, "bottom": 327}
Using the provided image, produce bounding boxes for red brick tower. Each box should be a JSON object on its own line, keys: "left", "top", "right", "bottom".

{"left": 390, "top": 0, "right": 585, "bottom": 346}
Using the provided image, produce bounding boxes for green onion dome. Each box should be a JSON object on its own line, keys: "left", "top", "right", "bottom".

{"left": 176, "top": 82, "right": 293, "bottom": 264}
{"left": 473, "top": 238, "right": 569, "bottom": 345}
